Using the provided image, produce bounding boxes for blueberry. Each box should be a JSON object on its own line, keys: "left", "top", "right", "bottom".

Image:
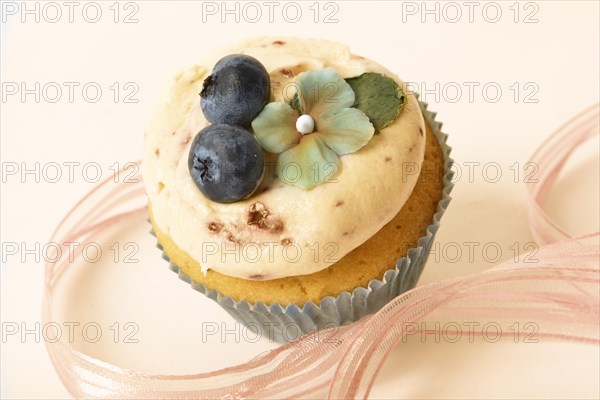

{"left": 200, "top": 54, "right": 271, "bottom": 127}
{"left": 188, "top": 124, "right": 264, "bottom": 203}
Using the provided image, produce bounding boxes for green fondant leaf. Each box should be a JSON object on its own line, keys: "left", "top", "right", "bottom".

{"left": 252, "top": 102, "right": 300, "bottom": 154}
{"left": 276, "top": 134, "right": 341, "bottom": 190}
{"left": 345, "top": 73, "right": 405, "bottom": 131}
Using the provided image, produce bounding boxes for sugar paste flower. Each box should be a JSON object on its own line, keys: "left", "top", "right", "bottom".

{"left": 251, "top": 69, "right": 375, "bottom": 190}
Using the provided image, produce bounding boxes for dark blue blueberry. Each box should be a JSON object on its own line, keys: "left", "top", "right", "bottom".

{"left": 188, "top": 124, "right": 264, "bottom": 203}
{"left": 200, "top": 54, "right": 271, "bottom": 127}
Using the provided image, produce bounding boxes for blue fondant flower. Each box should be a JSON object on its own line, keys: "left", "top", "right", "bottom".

{"left": 251, "top": 69, "right": 374, "bottom": 190}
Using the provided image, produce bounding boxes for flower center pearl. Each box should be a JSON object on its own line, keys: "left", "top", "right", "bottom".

{"left": 296, "top": 114, "right": 315, "bottom": 135}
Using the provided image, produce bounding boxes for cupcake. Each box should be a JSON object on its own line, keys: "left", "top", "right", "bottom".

{"left": 143, "top": 37, "right": 452, "bottom": 342}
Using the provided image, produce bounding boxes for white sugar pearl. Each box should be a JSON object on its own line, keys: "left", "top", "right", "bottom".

{"left": 296, "top": 114, "right": 315, "bottom": 135}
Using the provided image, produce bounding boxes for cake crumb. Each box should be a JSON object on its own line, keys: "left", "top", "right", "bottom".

{"left": 247, "top": 202, "right": 284, "bottom": 234}
{"left": 227, "top": 233, "right": 244, "bottom": 245}
{"left": 280, "top": 68, "right": 293, "bottom": 77}
{"left": 207, "top": 221, "right": 224, "bottom": 233}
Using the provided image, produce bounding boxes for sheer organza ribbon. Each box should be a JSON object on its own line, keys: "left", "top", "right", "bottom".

{"left": 43, "top": 105, "right": 600, "bottom": 399}
{"left": 526, "top": 104, "right": 600, "bottom": 245}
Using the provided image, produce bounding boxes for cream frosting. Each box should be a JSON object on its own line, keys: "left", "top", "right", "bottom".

{"left": 142, "top": 37, "right": 426, "bottom": 280}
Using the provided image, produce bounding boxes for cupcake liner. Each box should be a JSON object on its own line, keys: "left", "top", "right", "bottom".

{"left": 156, "top": 96, "right": 454, "bottom": 343}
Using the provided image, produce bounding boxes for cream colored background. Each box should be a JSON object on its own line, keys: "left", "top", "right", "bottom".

{"left": 1, "top": 1, "right": 599, "bottom": 399}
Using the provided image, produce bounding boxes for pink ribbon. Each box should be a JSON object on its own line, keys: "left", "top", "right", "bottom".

{"left": 526, "top": 104, "right": 599, "bottom": 245}
{"left": 43, "top": 105, "right": 600, "bottom": 399}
